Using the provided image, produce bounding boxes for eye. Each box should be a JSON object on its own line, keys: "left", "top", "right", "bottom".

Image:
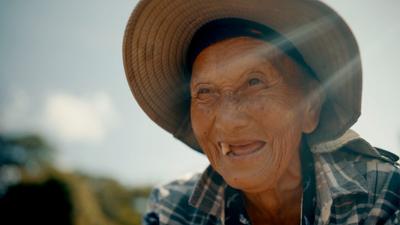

{"left": 193, "top": 86, "right": 217, "bottom": 102}
{"left": 198, "top": 88, "right": 210, "bottom": 95}
{"left": 248, "top": 78, "right": 262, "bottom": 86}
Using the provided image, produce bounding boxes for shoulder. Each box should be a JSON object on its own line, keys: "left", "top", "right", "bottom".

{"left": 149, "top": 173, "right": 200, "bottom": 211}
{"left": 322, "top": 145, "right": 399, "bottom": 180}
{"left": 143, "top": 173, "right": 218, "bottom": 225}
{"left": 317, "top": 145, "right": 400, "bottom": 192}
{"left": 315, "top": 145, "right": 400, "bottom": 224}
{"left": 312, "top": 131, "right": 400, "bottom": 189}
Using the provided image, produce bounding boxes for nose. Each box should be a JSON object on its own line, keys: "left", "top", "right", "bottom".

{"left": 214, "top": 94, "right": 249, "bottom": 134}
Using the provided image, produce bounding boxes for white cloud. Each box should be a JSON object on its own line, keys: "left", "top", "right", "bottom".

{"left": 0, "top": 89, "right": 118, "bottom": 144}
{"left": 43, "top": 92, "right": 118, "bottom": 143}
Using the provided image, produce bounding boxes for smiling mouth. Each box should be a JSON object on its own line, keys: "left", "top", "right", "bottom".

{"left": 220, "top": 141, "right": 266, "bottom": 157}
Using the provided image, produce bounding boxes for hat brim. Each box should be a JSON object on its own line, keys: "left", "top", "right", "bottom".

{"left": 123, "top": 0, "right": 362, "bottom": 153}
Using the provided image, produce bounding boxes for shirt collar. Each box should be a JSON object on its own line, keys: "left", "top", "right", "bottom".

{"left": 188, "top": 165, "right": 227, "bottom": 218}
{"left": 310, "top": 129, "right": 381, "bottom": 158}
{"left": 312, "top": 130, "right": 380, "bottom": 198}
{"left": 312, "top": 129, "right": 388, "bottom": 198}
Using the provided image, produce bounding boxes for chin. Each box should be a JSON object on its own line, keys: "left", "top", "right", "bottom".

{"left": 220, "top": 168, "right": 276, "bottom": 193}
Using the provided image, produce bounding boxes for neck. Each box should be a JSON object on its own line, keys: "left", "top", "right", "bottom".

{"left": 243, "top": 150, "right": 303, "bottom": 225}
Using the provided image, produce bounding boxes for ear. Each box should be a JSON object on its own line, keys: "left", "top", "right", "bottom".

{"left": 302, "top": 89, "right": 325, "bottom": 134}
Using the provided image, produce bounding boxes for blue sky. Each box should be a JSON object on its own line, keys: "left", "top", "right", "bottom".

{"left": 1, "top": 0, "right": 399, "bottom": 186}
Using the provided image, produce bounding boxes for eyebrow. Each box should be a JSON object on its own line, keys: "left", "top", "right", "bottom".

{"left": 191, "top": 58, "right": 276, "bottom": 91}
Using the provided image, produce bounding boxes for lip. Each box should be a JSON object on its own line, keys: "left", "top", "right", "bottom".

{"left": 219, "top": 140, "right": 266, "bottom": 158}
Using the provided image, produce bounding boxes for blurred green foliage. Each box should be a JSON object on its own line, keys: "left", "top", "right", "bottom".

{"left": 0, "top": 134, "right": 152, "bottom": 225}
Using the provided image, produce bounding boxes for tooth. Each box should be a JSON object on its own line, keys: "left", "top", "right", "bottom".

{"left": 221, "top": 142, "right": 230, "bottom": 155}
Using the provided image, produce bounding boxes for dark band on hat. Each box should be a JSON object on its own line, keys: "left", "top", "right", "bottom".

{"left": 186, "top": 18, "right": 317, "bottom": 80}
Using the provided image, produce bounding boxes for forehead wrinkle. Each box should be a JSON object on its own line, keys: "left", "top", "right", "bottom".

{"left": 217, "top": 40, "right": 281, "bottom": 72}
{"left": 191, "top": 37, "right": 285, "bottom": 86}
{"left": 191, "top": 49, "right": 218, "bottom": 85}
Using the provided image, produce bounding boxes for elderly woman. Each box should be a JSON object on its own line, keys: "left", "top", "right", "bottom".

{"left": 123, "top": 1, "right": 400, "bottom": 224}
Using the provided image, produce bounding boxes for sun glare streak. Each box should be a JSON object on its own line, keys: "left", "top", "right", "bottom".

{"left": 212, "top": 14, "right": 360, "bottom": 122}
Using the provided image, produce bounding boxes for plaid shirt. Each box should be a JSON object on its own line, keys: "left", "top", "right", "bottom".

{"left": 143, "top": 130, "right": 400, "bottom": 225}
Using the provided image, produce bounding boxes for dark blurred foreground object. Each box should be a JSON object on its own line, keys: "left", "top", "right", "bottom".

{"left": 0, "top": 134, "right": 151, "bottom": 225}
{"left": 0, "top": 178, "right": 73, "bottom": 225}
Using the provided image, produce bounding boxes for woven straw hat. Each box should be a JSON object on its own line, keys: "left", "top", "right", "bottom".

{"left": 123, "top": 0, "right": 362, "bottom": 153}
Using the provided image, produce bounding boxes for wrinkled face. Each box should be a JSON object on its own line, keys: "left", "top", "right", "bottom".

{"left": 190, "top": 37, "right": 321, "bottom": 192}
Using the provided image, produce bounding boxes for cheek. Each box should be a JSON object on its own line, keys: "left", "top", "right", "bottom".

{"left": 190, "top": 104, "right": 220, "bottom": 165}
{"left": 250, "top": 94, "right": 303, "bottom": 176}
{"left": 269, "top": 127, "right": 302, "bottom": 177}
{"left": 249, "top": 90, "right": 304, "bottom": 133}
{"left": 248, "top": 97, "right": 294, "bottom": 131}
{"left": 190, "top": 104, "right": 213, "bottom": 138}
